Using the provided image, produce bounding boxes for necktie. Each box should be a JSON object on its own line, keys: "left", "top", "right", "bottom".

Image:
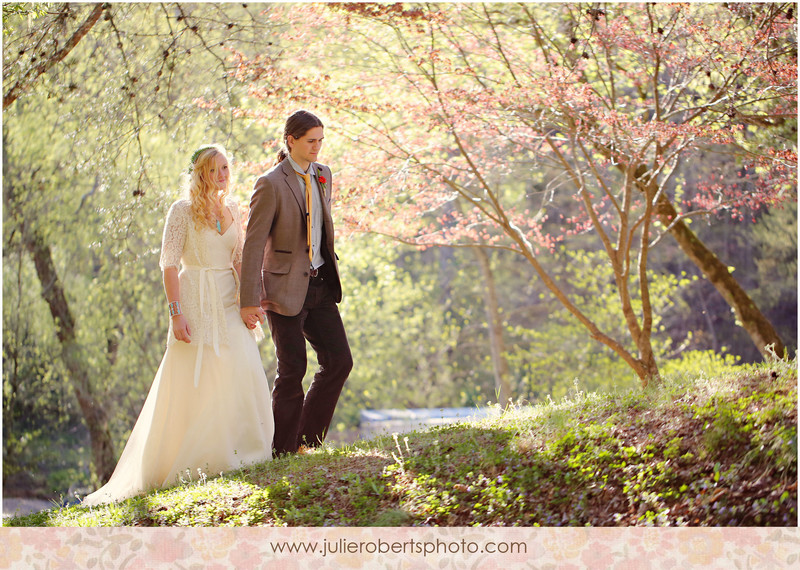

{"left": 297, "top": 171, "right": 313, "bottom": 264}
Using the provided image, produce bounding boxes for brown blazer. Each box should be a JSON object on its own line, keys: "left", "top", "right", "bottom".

{"left": 240, "top": 159, "right": 342, "bottom": 316}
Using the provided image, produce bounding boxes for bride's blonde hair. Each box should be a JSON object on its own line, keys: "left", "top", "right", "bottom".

{"left": 185, "top": 144, "right": 230, "bottom": 229}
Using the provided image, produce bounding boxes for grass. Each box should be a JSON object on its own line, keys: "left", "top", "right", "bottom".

{"left": 5, "top": 359, "right": 797, "bottom": 527}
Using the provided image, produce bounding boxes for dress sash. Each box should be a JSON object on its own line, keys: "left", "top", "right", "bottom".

{"left": 182, "top": 264, "right": 235, "bottom": 388}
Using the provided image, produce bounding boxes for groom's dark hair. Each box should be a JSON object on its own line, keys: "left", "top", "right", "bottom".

{"left": 277, "top": 110, "right": 324, "bottom": 163}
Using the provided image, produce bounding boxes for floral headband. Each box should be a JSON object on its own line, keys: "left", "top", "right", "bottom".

{"left": 188, "top": 146, "right": 217, "bottom": 173}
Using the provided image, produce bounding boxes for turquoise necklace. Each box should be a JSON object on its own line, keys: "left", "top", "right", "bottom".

{"left": 213, "top": 203, "right": 224, "bottom": 234}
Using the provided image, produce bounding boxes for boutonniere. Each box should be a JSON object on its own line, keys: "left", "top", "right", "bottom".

{"left": 316, "top": 168, "right": 327, "bottom": 194}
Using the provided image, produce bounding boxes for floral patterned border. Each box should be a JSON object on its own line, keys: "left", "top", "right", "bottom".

{"left": 2, "top": 527, "right": 799, "bottom": 568}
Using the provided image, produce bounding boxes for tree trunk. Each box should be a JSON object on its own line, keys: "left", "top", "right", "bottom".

{"left": 655, "top": 194, "right": 785, "bottom": 360}
{"left": 23, "top": 226, "right": 116, "bottom": 484}
{"left": 473, "top": 248, "right": 514, "bottom": 407}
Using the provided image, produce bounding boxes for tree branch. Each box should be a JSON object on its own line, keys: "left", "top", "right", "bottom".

{"left": 3, "top": 3, "right": 107, "bottom": 110}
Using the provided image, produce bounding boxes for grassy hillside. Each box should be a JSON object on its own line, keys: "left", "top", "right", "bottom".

{"left": 6, "top": 360, "right": 797, "bottom": 527}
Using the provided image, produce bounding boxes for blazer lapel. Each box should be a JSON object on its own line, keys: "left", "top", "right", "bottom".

{"left": 313, "top": 165, "right": 334, "bottom": 228}
{"left": 314, "top": 166, "right": 336, "bottom": 249}
{"left": 281, "top": 160, "right": 306, "bottom": 214}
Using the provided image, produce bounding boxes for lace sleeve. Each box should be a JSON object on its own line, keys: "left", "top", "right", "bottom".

{"left": 159, "top": 200, "right": 188, "bottom": 270}
{"left": 230, "top": 198, "right": 244, "bottom": 267}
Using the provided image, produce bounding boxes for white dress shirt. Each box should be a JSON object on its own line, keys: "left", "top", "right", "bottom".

{"left": 287, "top": 155, "right": 325, "bottom": 270}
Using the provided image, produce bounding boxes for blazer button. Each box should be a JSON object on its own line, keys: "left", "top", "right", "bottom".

{"left": 303, "top": 271, "right": 309, "bottom": 277}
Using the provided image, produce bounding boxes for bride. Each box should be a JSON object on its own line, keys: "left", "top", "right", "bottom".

{"left": 83, "top": 144, "right": 274, "bottom": 506}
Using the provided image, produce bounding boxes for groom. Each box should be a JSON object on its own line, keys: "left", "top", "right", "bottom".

{"left": 239, "top": 110, "right": 352, "bottom": 456}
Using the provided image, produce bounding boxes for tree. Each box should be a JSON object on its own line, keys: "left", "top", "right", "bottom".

{"left": 3, "top": 2, "right": 107, "bottom": 110}
{"left": 334, "top": 235, "right": 467, "bottom": 428}
{"left": 473, "top": 247, "right": 513, "bottom": 406}
{"left": 228, "top": 2, "right": 796, "bottom": 385}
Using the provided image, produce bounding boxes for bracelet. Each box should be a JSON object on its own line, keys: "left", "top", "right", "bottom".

{"left": 168, "top": 301, "right": 181, "bottom": 317}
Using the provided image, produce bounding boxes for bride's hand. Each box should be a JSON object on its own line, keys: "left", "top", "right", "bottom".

{"left": 172, "top": 315, "right": 192, "bottom": 343}
{"left": 240, "top": 306, "right": 264, "bottom": 329}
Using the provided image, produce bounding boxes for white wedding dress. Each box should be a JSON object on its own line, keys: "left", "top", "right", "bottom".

{"left": 83, "top": 198, "right": 274, "bottom": 506}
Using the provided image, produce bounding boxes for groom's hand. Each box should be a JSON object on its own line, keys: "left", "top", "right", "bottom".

{"left": 241, "top": 306, "right": 265, "bottom": 329}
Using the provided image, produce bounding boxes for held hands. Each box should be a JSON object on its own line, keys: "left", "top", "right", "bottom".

{"left": 240, "top": 306, "right": 265, "bottom": 330}
{"left": 172, "top": 314, "right": 192, "bottom": 343}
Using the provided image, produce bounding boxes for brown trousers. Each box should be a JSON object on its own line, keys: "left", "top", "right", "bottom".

{"left": 266, "top": 270, "right": 352, "bottom": 455}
